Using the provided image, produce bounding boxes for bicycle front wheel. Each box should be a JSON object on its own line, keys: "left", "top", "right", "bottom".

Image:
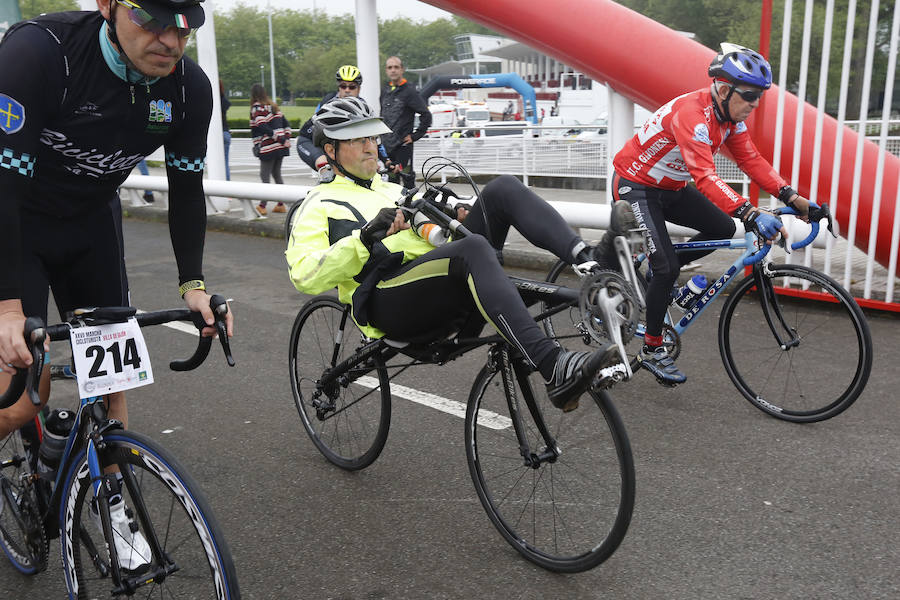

{"left": 59, "top": 430, "right": 240, "bottom": 599}
{"left": 0, "top": 428, "right": 48, "bottom": 574}
{"left": 465, "top": 361, "right": 635, "bottom": 573}
{"left": 719, "top": 264, "right": 873, "bottom": 423}
{"left": 289, "top": 295, "right": 391, "bottom": 470}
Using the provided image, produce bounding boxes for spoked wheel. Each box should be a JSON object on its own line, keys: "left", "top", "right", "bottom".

{"left": 289, "top": 295, "right": 391, "bottom": 470}
{"left": 0, "top": 430, "right": 48, "bottom": 574}
{"left": 719, "top": 264, "right": 873, "bottom": 423}
{"left": 465, "top": 359, "right": 635, "bottom": 573}
{"left": 60, "top": 431, "right": 240, "bottom": 599}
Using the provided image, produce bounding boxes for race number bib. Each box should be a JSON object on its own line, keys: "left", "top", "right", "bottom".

{"left": 70, "top": 318, "right": 154, "bottom": 399}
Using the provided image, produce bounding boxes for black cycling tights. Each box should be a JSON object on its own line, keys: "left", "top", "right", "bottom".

{"left": 615, "top": 175, "right": 736, "bottom": 341}
{"left": 367, "top": 176, "right": 584, "bottom": 377}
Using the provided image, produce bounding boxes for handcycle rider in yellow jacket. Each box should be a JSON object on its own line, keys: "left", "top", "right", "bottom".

{"left": 285, "top": 97, "right": 622, "bottom": 412}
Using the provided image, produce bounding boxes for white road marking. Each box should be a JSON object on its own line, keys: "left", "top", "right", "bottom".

{"left": 355, "top": 376, "right": 511, "bottom": 430}
{"left": 150, "top": 309, "right": 511, "bottom": 430}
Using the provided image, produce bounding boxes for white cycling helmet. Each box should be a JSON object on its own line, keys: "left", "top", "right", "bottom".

{"left": 312, "top": 97, "right": 391, "bottom": 147}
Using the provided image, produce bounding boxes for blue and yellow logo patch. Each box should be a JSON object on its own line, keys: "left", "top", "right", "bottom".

{"left": 0, "top": 94, "right": 25, "bottom": 135}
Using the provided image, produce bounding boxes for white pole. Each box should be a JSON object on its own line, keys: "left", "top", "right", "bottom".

{"left": 194, "top": 1, "right": 227, "bottom": 212}
{"left": 355, "top": 0, "right": 380, "bottom": 114}
{"left": 606, "top": 86, "right": 633, "bottom": 204}
{"left": 824, "top": 0, "right": 856, "bottom": 278}
{"left": 771, "top": 0, "right": 792, "bottom": 201}
{"left": 809, "top": 0, "right": 835, "bottom": 273}
{"left": 844, "top": 0, "right": 880, "bottom": 296}
{"left": 864, "top": 1, "right": 898, "bottom": 299}
{"left": 268, "top": 10, "right": 276, "bottom": 102}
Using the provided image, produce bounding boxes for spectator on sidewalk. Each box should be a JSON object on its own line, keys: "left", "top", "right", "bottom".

{"left": 136, "top": 158, "right": 154, "bottom": 203}
{"left": 220, "top": 80, "right": 231, "bottom": 181}
{"left": 380, "top": 56, "right": 430, "bottom": 189}
{"left": 250, "top": 83, "right": 290, "bottom": 215}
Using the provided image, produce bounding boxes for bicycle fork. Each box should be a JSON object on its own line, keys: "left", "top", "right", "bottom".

{"left": 754, "top": 265, "right": 801, "bottom": 350}
{"left": 491, "top": 346, "right": 560, "bottom": 468}
{"left": 85, "top": 409, "right": 175, "bottom": 594}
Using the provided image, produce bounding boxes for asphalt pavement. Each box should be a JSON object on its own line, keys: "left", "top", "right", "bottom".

{"left": 1, "top": 218, "right": 897, "bottom": 599}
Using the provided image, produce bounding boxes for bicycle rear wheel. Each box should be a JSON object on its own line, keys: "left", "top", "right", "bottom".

{"left": 59, "top": 430, "right": 240, "bottom": 599}
{"left": 465, "top": 359, "right": 635, "bottom": 573}
{"left": 719, "top": 264, "right": 873, "bottom": 423}
{"left": 289, "top": 295, "right": 391, "bottom": 470}
{"left": 0, "top": 428, "right": 47, "bottom": 574}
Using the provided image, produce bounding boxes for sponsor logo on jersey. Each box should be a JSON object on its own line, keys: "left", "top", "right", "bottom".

{"left": 75, "top": 102, "right": 102, "bottom": 118}
{"left": 735, "top": 121, "right": 748, "bottom": 134}
{"left": 693, "top": 123, "right": 712, "bottom": 145}
{"left": 147, "top": 99, "right": 173, "bottom": 133}
{"left": 40, "top": 129, "right": 146, "bottom": 178}
{"left": 0, "top": 93, "right": 25, "bottom": 134}
{"left": 618, "top": 186, "right": 632, "bottom": 195}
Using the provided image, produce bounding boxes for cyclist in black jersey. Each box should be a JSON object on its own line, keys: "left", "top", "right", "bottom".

{"left": 0, "top": 0, "right": 234, "bottom": 441}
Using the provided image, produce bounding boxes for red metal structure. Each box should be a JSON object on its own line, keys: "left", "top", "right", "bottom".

{"left": 425, "top": 0, "right": 900, "bottom": 278}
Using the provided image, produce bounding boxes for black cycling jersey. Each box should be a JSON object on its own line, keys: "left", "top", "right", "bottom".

{"left": 0, "top": 11, "right": 212, "bottom": 301}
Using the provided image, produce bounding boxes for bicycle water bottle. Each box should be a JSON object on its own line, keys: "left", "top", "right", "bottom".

{"left": 672, "top": 274, "right": 708, "bottom": 310}
{"left": 37, "top": 408, "right": 75, "bottom": 474}
{"left": 412, "top": 211, "right": 450, "bottom": 247}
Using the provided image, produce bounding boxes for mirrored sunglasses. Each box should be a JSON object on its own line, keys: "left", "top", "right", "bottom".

{"left": 733, "top": 87, "right": 764, "bottom": 102}
{"left": 338, "top": 83, "right": 359, "bottom": 90}
{"left": 116, "top": 0, "right": 193, "bottom": 38}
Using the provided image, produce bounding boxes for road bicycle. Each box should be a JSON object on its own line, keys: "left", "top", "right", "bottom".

{"left": 544, "top": 204, "right": 873, "bottom": 423}
{"left": 288, "top": 161, "right": 637, "bottom": 573}
{"left": 0, "top": 296, "right": 240, "bottom": 598}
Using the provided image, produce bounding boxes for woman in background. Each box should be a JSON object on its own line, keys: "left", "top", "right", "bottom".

{"left": 250, "top": 83, "right": 290, "bottom": 215}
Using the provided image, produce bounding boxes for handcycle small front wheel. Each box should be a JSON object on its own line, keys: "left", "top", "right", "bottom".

{"left": 289, "top": 295, "right": 391, "bottom": 470}
{"left": 465, "top": 358, "right": 635, "bottom": 573}
{"left": 718, "top": 264, "right": 873, "bottom": 423}
{"left": 59, "top": 430, "right": 240, "bottom": 599}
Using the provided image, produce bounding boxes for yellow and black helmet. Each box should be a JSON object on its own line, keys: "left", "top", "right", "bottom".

{"left": 335, "top": 65, "right": 363, "bottom": 85}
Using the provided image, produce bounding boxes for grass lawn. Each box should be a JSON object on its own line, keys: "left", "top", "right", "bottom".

{"left": 227, "top": 105, "right": 314, "bottom": 124}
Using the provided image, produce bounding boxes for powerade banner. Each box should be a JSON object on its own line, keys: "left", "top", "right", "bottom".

{"left": 0, "top": 0, "right": 22, "bottom": 39}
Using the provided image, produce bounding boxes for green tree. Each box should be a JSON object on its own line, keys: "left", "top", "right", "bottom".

{"left": 18, "top": 0, "right": 77, "bottom": 19}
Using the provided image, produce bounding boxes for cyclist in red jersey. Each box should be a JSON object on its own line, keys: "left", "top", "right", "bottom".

{"left": 589, "top": 43, "right": 811, "bottom": 385}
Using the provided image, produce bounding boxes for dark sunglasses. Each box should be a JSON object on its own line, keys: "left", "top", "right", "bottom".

{"left": 732, "top": 86, "right": 764, "bottom": 102}
{"left": 338, "top": 83, "right": 359, "bottom": 90}
{"left": 116, "top": 0, "right": 193, "bottom": 38}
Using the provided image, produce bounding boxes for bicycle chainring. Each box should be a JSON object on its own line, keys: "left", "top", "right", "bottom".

{"left": 578, "top": 270, "right": 642, "bottom": 346}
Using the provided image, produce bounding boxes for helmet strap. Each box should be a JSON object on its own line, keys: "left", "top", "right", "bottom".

{"left": 327, "top": 141, "right": 374, "bottom": 189}
{"left": 106, "top": 3, "right": 147, "bottom": 84}
{"left": 711, "top": 81, "right": 736, "bottom": 124}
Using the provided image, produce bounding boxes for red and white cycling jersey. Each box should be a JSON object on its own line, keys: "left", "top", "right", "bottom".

{"left": 613, "top": 88, "right": 787, "bottom": 215}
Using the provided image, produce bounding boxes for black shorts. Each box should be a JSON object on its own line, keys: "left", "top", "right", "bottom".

{"left": 21, "top": 196, "right": 129, "bottom": 322}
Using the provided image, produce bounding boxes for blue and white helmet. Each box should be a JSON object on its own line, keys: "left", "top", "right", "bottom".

{"left": 708, "top": 43, "right": 772, "bottom": 89}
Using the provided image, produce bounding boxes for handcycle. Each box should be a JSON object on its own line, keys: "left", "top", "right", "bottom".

{"left": 288, "top": 159, "right": 637, "bottom": 573}
{"left": 544, "top": 203, "right": 873, "bottom": 423}
{"left": 0, "top": 296, "right": 241, "bottom": 598}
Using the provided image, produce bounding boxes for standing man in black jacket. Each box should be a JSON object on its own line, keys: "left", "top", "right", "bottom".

{"left": 380, "top": 56, "right": 431, "bottom": 188}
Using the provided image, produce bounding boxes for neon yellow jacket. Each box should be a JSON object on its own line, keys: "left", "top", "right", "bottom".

{"left": 285, "top": 175, "right": 435, "bottom": 338}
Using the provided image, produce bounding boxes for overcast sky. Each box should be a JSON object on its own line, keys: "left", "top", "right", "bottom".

{"left": 77, "top": 1, "right": 455, "bottom": 22}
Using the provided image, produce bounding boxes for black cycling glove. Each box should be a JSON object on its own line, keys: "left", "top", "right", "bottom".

{"left": 359, "top": 207, "right": 402, "bottom": 250}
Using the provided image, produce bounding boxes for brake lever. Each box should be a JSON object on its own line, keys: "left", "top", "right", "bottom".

{"left": 210, "top": 294, "right": 235, "bottom": 367}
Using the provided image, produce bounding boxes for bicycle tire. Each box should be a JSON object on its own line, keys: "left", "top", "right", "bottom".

{"left": 59, "top": 430, "right": 240, "bottom": 599}
{"left": 289, "top": 295, "right": 391, "bottom": 470}
{"left": 465, "top": 359, "right": 635, "bottom": 573}
{"left": 718, "top": 264, "right": 873, "bottom": 423}
{"left": 0, "top": 430, "right": 48, "bottom": 575}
